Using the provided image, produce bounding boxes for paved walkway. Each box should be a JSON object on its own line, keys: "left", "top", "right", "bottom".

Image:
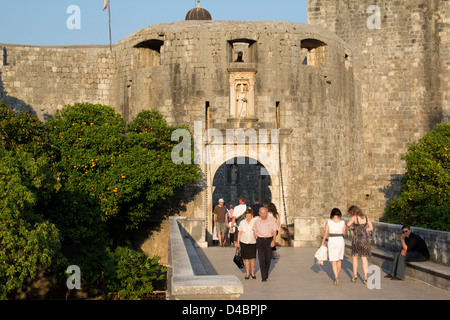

{"left": 196, "top": 246, "right": 449, "bottom": 300}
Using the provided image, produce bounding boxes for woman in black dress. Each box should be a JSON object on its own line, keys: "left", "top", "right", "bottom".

{"left": 235, "top": 208, "right": 257, "bottom": 279}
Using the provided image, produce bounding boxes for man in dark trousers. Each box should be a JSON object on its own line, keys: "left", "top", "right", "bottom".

{"left": 385, "top": 225, "right": 430, "bottom": 280}
{"left": 252, "top": 207, "right": 278, "bottom": 282}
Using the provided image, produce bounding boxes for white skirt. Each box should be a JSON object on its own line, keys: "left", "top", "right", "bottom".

{"left": 328, "top": 237, "right": 345, "bottom": 261}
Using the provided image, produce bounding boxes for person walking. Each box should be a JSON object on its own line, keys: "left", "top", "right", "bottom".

{"left": 251, "top": 198, "right": 262, "bottom": 217}
{"left": 253, "top": 207, "right": 278, "bottom": 282}
{"left": 235, "top": 208, "right": 257, "bottom": 279}
{"left": 231, "top": 195, "right": 247, "bottom": 244}
{"left": 265, "top": 203, "right": 280, "bottom": 259}
{"left": 228, "top": 204, "right": 235, "bottom": 246}
{"left": 213, "top": 198, "right": 228, "bottom": 247}
{"left": 347, "top": 205, "right": 373, "bottom": 284}
{"left": 321, "top": 208, "right": 346, "bottom": 286}
{"left": 385, "top": 225, "right": 430, "bottom": 281}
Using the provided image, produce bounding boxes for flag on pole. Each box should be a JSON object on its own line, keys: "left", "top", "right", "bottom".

{"left": 103, "top": 0, "right": 112, "bottom": 51}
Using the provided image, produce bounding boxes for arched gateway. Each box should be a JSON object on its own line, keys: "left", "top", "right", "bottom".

{"left": 201, "top": 129, "right": 288, "bottom": 245}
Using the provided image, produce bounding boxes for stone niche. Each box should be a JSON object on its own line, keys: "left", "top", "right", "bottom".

{"left": 227, "top": 39, "right": 257, "bottom": 63}
{"left": 228, "top": 71, "right": 256, "bottom": 118}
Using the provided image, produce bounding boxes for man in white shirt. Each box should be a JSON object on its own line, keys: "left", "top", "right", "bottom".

{"left": 230, "top": 195, "right": 247, "bottom": 243}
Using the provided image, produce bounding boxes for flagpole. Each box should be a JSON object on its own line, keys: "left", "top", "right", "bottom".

{"left": 108, "top": 0, "right": 112, "bottom": 51}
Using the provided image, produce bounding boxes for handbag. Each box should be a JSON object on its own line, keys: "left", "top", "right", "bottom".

{"left": 235, "top": 214, "right": 246, "bottom": 227}
{"left": 233, "top": 248, "right": 245, "bottom": 269}
{"left": 314, "top": 245, "right": 328, "bottom": 265}
{"left": 212, "top": 225, "right": 218, "bottom": 241}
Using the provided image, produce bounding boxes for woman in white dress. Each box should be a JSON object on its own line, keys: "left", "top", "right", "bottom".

{"left": 321, "top": 208, "right": 346, "bottom": 286}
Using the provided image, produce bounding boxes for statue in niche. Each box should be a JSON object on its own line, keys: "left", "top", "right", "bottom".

{"left": 236, "top": 83, "right": 249, "bottom": 117}
{"left": 235, "top": 51, "right": 244, "bottom": 62}
{"left": 230, "top": 164, "right": 238, "bottom": 185}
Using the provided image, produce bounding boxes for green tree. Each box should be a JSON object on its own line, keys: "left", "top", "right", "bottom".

{"left": 45, "top": 103, "right": 200, "bottom": 283}
{"left": 0, "top": 103, "right": 51, "bottom": 157}
{"left": 382, "top": 124, "right": 450, "bottom": 231}
{"left": 0, "top": 103, "right": 63, "bottom": 299}
{"left": 0, "top": 102, "right": 200, "bottom": 297}
{"left": 0, "top": 149, "right": 63, "bottom": 299}
{"left": 104, "top": 246, "right": 166, "bottom": 300}
{"left": 46, "top": 103, "right": 200, "bottom": 231}
{"left": 45, "top": 103, "right": 126, "bottom": 282}
{"left": 120, "top": 110, "right": 201, "bottom": 228}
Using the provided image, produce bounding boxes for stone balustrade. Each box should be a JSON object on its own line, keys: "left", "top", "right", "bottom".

{"left": 169, "top": 216, "right": 243, "bottom": 300}
{"left": 360, "top": 221, "right": 449, "bottom": 265}
{"left": 293, "top": 216, "right": 449, "bottom": 265}
{"left": 293, "top": 215, "right": 449, "bottom": 290}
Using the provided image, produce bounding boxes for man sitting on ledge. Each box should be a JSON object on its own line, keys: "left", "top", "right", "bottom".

{"left": 385, "top": 225, "right": 430, "bottom": 281}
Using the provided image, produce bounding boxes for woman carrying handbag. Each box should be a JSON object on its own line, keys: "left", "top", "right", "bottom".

{"left": 321, "top": 208, "right": 346, "bottom": 286}
{"left": 235, "top": 208, "right": 257, "bottom": 279}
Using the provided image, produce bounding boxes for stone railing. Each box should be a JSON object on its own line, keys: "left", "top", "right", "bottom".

{"left": 169, "top": 216, "right": 243, "bottom": 300}
{"left": 358, "top": 221, "right": 449, "bottom": 265}
{"left": 175, "top": 216, "right": 208, "bottom": 248}
{"left": 293, "top": 216, "right": 449, "bottom": 265}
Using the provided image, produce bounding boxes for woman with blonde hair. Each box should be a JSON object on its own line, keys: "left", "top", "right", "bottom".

{"left": 347, "top": 205, "right": 373, "bottom": 284}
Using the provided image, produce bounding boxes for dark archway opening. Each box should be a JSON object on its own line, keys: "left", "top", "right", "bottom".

{"left": 212, "top": 157, "right": 271, "bottom": 209}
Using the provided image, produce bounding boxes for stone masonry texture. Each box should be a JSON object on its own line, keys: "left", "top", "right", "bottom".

{"left": 308, "top": 0, "right": 449, "bottom": 218}
{"left": 0, "top": 2, "right": 448, "bottom": 260}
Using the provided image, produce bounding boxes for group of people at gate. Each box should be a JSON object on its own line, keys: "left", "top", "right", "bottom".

{"left": 214, "top": 197, "right": 431, "bottom": 285}
{"left": 213, "top": 195, "right": 280, "bottom": 281}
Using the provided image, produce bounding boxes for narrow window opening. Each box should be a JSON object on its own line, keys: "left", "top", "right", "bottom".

{"left": 135, "top": 39, "right": 164, "bottom": 68}
{"left": 276, "top": 101, "right": 281, "bottom": 129}
{"left": 205, "top": 101, "right": 210, "bottom": 130}
{"left": 344, "top": 53, "right": 352, "bottom": 70}
{"left": 301, "top": 39, "right": 327, "bottom": 67}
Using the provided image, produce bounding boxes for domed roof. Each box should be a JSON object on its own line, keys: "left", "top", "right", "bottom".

{"left": 185, "top": 1, "right": 212, "bottom": 21}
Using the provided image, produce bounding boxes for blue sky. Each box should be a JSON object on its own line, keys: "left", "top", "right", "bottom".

{"left": 0, "top": 0, "right": 308, "bottom": 46}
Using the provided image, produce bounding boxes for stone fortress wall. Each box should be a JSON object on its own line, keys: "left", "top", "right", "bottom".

{"left": 0, "top": 45, "right": 116, "bottom": 120}
{"left": 113, "top": 20, "right": 358, "bottom": 226}
{"left": 1, "top": 20, "right": 359, "bottom": 222}
{"left": 308, "top": 0, "right": 450, "bottom": 218}
{"left": 0, "top": 1, "right": 448, "bottom": 260}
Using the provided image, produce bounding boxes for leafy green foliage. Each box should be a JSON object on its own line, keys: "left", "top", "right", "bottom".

{"left": 0, "top": 103, "right": 50, "bottom": 157}
{"left": 0, "top": 102, "right": 200, "bottom": 298}
{"left": 382, "top": 124, "right": 450, "bottom": 231}
{"left": 122, "top": 110, "right": 201, "bottom": 228}
{"left": 105, "top": 246, "right": 166, "bottom": 300}
{"left": 0, "top": 149, "right": 63, "bottom": 299}
{"left": 46, "top": 104, "right": 200, "bottom": 229}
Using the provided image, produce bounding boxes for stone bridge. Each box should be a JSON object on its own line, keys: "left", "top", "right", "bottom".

{"left": 168, "top": 216, "right": 449, "bottom": 300}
